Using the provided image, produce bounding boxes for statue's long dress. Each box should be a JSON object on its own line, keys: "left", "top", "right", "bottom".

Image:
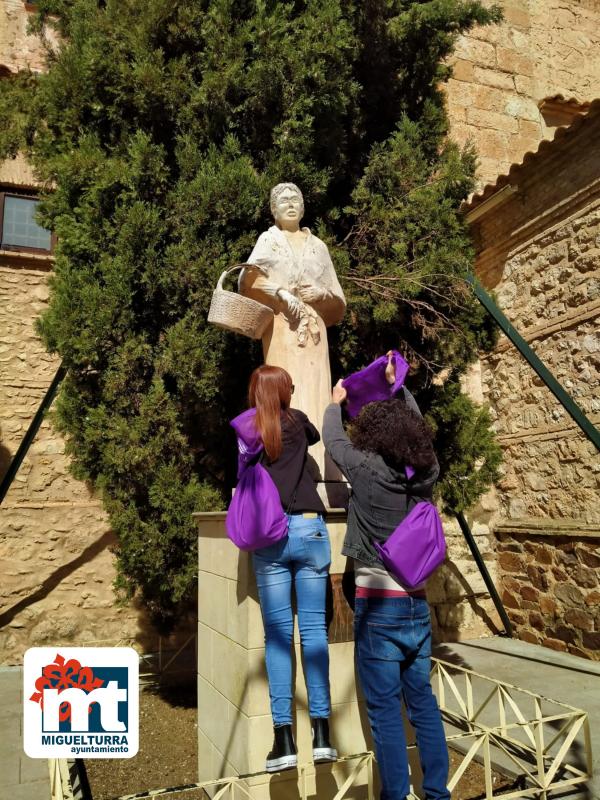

{"left": 240, "top": 225, "right": 346, "bottom": 496}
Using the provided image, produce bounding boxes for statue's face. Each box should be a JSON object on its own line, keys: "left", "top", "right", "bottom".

{"left": 272, "top": 188, "right": 304, "bottom": 229}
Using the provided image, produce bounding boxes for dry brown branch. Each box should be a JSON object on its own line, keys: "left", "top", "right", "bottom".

{"left": 345, "top": 273, "right": 467, "bottom": 307}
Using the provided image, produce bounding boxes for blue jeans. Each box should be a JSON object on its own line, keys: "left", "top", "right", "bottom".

{"left": 253, "top": 513, "right": 332, "bottom": 725}
{"left": 354, "top": 597, "right": 450, "bottom": 800}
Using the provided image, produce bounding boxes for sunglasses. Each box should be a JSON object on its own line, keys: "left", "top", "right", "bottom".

{"left": 291, "top": 384, "right": 295, "bottom": 394}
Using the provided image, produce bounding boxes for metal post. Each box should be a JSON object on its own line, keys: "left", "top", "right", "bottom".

{"left": 0, "top": 363, "right": 66, "bottom": 505}
{"left": 455, "top": 511, "right": 513, "bottom": 637}
{"left": 469, "top": 276, "right": 600, "bottom": 452}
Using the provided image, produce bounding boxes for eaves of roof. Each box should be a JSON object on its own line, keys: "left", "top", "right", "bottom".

{"left": 462, "top": 98, "right": 600, "bottom": 214}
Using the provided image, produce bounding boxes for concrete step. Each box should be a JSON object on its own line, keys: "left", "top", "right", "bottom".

{"left": 0, "top": 666, "right": 51, "bottom": 800}
{"left": 434, "top": 637, "right": 600, "bottom": 800}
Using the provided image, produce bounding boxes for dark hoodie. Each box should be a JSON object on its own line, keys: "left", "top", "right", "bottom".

{"left": 322, "top": 396, "right": 439, "bottom": 566}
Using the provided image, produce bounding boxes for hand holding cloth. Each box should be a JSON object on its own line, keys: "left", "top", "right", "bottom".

{"left": 342, "top": 350, "right": 410, "bottom": 419}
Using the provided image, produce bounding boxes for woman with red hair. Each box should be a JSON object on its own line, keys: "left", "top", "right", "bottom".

{"left": 247, "top": 365, "right": 336, "bottom": 772}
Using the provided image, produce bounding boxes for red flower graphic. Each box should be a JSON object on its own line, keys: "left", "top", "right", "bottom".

{"left": 30, "top": 653, "right": 105, "bottom": 722}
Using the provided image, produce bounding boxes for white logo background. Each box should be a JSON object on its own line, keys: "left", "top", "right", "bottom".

{"left": 24, "top": 647, "right": 139, "bottom": 758}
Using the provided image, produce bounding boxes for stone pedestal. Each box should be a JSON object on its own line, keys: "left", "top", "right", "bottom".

{"left": 194, "top": 510, "right": 374, "bottom": 800}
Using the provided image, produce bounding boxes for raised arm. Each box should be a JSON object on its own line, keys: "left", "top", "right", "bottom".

{"left": 402, "top": 386, "right": 421, "bottom": 417}
{"left": 323, "top": 399, "right": 366, "bottom": 479}
{"left": 408, "top": 458, "right": 440, "bottom": 499}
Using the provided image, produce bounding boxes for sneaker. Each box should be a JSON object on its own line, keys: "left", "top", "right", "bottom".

{"left": 312, "top": 717, "right": 337, "bottom": 763}
{"left": 265, "top": 724, "right": 297, "bottom": 773}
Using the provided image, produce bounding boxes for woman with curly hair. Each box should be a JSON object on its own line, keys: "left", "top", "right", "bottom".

{"left": 323, "top": 381, "right": 450, "bottom": 800}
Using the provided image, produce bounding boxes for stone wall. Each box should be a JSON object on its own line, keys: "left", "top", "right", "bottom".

{"left": 467, "top": 108, "right": 600, "bottom": 658}
{"left": 0, "top": 262, "right": 170, "bottom": 665}
{"left": 496, "top": 531, "right": 600, "bottom": 659}
{"left": 446, "top": 0, "right": 600, "bottom": 186}
{"left": 0, "top": 0, "right": 56, "bottom": 74}
{"left": 429, "top": 515, "right": 503, "bottom": 641}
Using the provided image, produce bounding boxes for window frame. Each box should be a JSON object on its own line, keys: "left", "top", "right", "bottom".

{"left": 0, "top": 189, "right": 56, "bottom": 255}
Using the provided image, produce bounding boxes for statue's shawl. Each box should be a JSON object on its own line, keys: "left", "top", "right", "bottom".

{"left": 241, "top": 225, "right": 345, "bottom": 326}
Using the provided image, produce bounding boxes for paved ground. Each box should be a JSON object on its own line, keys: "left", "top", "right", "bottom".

{"left": 0, "top": 665, "right": 50, "bottom": 800}
{"left": 2, "top": 639, "right": 598, "bottom": 799}
{"left": 434, "top": 637, "right": 600, "bottom": 800}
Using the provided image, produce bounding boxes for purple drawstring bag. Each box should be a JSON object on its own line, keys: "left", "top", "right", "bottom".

{"left": 373, "top": 501, "right": 446, "bottom": 588}
{"left": 226, "top": 409, "right": 288, "bottom": 551}
{"left": 225, "top": 462, "right": 288, "bottom": 551}
{"left": 230, "top": 408, "right": 263, "bottom": 478}
{"left": 342, "top": 350, "right": 410, "bottom": 419}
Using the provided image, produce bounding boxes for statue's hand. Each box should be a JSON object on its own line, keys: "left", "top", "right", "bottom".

{"left": 299, "top": 285, "right": 327, "bottom": 303}
{"left": 277, "top": 288, "right": 303, "bottom": 318}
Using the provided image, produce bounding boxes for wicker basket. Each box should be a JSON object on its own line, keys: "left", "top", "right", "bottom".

{"left": 207, "top": 264, "right": 274, "bottom": 339}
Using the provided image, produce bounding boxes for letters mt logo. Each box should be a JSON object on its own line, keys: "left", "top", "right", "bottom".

{"left": 24, "top": 647, "right": 139, "bottom": 758}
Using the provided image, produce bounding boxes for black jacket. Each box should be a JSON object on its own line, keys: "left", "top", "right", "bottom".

{"left": 322, "top": 397, "right": 439, "bottom": 565}
{"left": 263, "top": 408, "right": 326, "bottom": 515}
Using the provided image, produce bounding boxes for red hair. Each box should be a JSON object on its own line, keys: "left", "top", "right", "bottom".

{"left": 248, "top": 365, "right": 293, "bottom": 461}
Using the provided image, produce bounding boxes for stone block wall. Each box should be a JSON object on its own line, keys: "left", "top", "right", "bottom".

{"left": 446, "top": 0, "right": 600, "bottom": 186}
{"left": 0, "top": 0, "right": 57, "bottom": 73}
{"left": 0, "top": 262, "right": 167, "bottom": 665}
{"left": 467, "top": 109, "right": 600, "bottom": 658}
{"left": 496, "top": 532, "right": 600, "bottom": 659}
{"left": 428, "top": 514, "right": 503, "bottom": 641}
{"left": 478, "top": 204, "right": 600, "bottom": 525}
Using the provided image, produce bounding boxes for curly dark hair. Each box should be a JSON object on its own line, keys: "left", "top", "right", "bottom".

{"left": 349, "top": 398, "right": 436, "bottom": 473}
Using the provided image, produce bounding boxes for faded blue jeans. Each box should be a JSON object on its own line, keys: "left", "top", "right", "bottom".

{"left": 252, "top": 513, "right": 332, "bottom": 725}
{"left": 354, "top": 597, "right": 450, "bottom": 800}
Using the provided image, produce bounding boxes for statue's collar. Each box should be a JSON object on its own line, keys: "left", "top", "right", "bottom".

{"left": 269, "top": 225, "right": 311, "bottom": 244}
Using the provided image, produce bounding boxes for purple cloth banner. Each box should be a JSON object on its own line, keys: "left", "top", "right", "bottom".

{"left": 342, "top": 350, "right": 410, "bottom": 419}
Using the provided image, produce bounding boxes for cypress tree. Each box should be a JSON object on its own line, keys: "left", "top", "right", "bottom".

{"left": 1, "top": 0, "right": 502, "bottom": 623}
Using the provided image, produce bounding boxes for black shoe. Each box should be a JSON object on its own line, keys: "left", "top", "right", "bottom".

{"left": 265, "top": 724, "right": 297, "bottom": 773}
{"left": 312, "top": 717, "right": 337, "bottom": 763}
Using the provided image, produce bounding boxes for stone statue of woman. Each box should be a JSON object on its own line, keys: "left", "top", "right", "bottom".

{"left": 239, "top": 183, "right": 346, "bottom": 488}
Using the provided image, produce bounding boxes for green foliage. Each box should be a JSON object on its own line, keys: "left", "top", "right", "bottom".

{"left": 2, "top": 0, "right": 502, "bottom": 622}
{"left": 426, "top": 381, "right": 502, "bottom": 514}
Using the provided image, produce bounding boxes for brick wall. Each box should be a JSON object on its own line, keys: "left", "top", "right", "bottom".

{"left": 446, "top": 0, "right": 600, "bottom": 186}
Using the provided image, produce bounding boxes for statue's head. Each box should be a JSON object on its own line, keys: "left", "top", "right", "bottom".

{"left": 270, "top": 182, "right": 304, "bottom": 228}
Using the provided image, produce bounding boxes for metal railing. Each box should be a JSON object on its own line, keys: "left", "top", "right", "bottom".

{"left": 434, "top": 659, "right": 592, "bottom": 799}
{"left": 47, "top": 658, "right": 592, "bottom": 800}
{"left": 101, "top": 752, "right": 375, "bottom": 800}
{"left": 49, "top": 758, "right": 75, "bottom": 800}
